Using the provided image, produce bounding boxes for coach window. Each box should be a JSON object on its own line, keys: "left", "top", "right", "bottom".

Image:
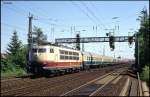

{"left": 69, "top": 52, "right": 72, "bottom": 55}
{"left": 75, "top": 52, "right": 78, "bottom": 55}
{"left": 60, "top": 55, "right": 64, "bottom": 59}
{"left": 73, "top": 56, "right": 76, "bottom": 60}
{"left": 73, "top": 52, "right": 76, "bottom": 55}
{"left": 50, "top": 48, "right": 54, "bottom": 53}
{"left": 38, "top": 48, "right": 46, "bottom": 53}
{"left": 69, "top": 56, "right": 72, "bottom": 60}
{"left": 65, "top": 51, "right": 68, "bottom": 55}
{"left": 65, "top": 56, "right": 68, "bottom": 60}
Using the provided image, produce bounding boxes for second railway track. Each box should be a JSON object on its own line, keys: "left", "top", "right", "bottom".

{"left": 60, "top": 67, "right": 128, "bottom": 96}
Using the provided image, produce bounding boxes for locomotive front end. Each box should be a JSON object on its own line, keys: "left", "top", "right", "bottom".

{"left": 30, "top": 45, "right": 50, "bottom": 74}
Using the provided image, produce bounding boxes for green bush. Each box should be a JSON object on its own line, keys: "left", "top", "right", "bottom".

{"left": 140, "top": 65, "right": 149, "bottom": 86}
{"left": 1, "top": 67, "right": 27, "bottom": 78}
{"left": 1, "top": 30, "right": 29, "bottom": 78}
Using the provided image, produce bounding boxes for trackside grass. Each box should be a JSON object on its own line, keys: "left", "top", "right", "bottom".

{"left": 1, "top": 67, "right": 27, "bottom": 78}
{"left": 140, "top": 65, "right": 149, "bottom": 87}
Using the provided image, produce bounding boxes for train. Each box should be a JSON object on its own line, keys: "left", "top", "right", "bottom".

{"left": 28, "top": 43, "right": 117, "bottom": 75}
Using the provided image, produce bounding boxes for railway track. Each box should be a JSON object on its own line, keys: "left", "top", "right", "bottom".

{"left": 1, "top": 76, "right": 46, "bottom": 92}
{"left": 60, "top": 67, "right": 127, "bottom": 96}
{"left": 25, "top": 65, "right": 126, "bottom": 96}
{"left": 1, "top": 70, "right": 93, "bottom": 96}
{"left": 1, "top": 64, "right": 128, "bottom": 96}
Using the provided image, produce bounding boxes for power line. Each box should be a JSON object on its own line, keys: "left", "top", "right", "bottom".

{"left": 13, "top": 5, "right": 71, "bottom": 28}
{"left": 4, "top": 3, "right": 91, "bottom": 32}
{"left": 12, "top": 4, "right": 29, "bottom": 16}
{"left": 70, "top": 1, "right": 97, "bottom": 25}
{"left": 8, "top": 4, "right": 55, "bottom": 23}
{"left": 80, "top": 1, "right": 108, "bottom": 29}
{"left": 20, "top": 3, "right": 60, "bottom": 23}
{"left": 1, "top": 22, "right": 27, "bottom": 31}
{"left": 1, "top": 22, "right": 27, "bottom": 36}
{"left": 26, "top": 5, "right": 74, "bottom": 30}
{"left": 89, "top": 2, "right": 111, "bottom": 28}
{"left": 5, "top": 6, "right": 27, "bottom": 17}
{"left": 4, "top": 6, "right": 53, "bottom": 30}
{"left": 3, "top": 7, "right": 52, "bottom": 33}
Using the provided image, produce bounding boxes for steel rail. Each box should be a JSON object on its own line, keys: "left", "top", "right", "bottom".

{"left": 60, "top": 67, "right": 127, "bottom": 96}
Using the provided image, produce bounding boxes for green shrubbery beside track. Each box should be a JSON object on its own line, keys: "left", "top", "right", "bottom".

{"left": 1, "top": 31, "right": 28, "bottom": 78}
{"left": 140, "top": 65, "right": 149, "bottom": 87}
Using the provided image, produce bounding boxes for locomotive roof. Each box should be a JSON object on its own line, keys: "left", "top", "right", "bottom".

{"left": 32, "top": 42, "right": 78, "bottom": 51}
{"left": 32, "top": 42, "right": 114, "bottom": 59}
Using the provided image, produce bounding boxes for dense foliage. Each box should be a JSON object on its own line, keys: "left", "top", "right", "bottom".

{"left": 32, "top": 26, "right": 47, "bottom": 45}
{"left": 135, "top": 7, "right": 149, "bottom": 71}
{"left": 135, "top": 7, "right": 149, "bottom": 86}
{"left": 140, "top": 65, "right": 149, "bottom": 87}
{"left": 1, "top": 31, "right": 27, "bottom": 76}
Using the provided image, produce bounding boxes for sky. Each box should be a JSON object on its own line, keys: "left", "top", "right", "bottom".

{"left": 1, "top": 1, "right": 149, "bottom": 60}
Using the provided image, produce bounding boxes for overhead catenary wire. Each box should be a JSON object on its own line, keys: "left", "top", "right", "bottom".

{"left": 4, "top": 5, "right": 55, "bottom": 38}
{"left": 3, "top": 3, "right": 107, "bottom": 41}
{"left": 6, "top": 4, "right": 58, "bottom": 26}
{"left": 1, "top": 22, "right": 27, "bottom": 31}
{"left": 1, "top": 22, "right": 27, "bottom": 36}
{"left": 80, "top": 1, "right": 108, "bottom": 30}
{"left": 4, "top": 3, "right": 100, "bottom": 34}
{"left": 89, "top": 2, "right": 112, "bottom": 29}
{"left": 4, "top": 6, "right": 28, "bottom": 18}
{"left": 20, "top": 3, "right": 70, "bottom": 28}
{"left": 70, "top": 1, "right": 98, "bottom": 25}
{"left": 15, "top": 3, "right": 48, "bottom": 20}
{"left": 89, "top": 1, "right": 141, "bottom": 32}
{"left": 16, "top": 5, "right": 73, "bottom": 28}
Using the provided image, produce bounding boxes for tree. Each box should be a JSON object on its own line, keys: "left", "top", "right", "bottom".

{"left": 32, "top": 26, "right": 47, "bottom": 45}
{"left": 6, "top": 30, "right": 22, "bottom": 55}
{"left": 1, "top": 31, "right": 27, "bottom": 72}
{"left": 1, "top": 57, "right": 8, "bottom": 72}
{"left": 15, "top": 45, "right": 28, "bottom": 68}
{"left": 135, "top": 7, "right": 149, "bottom": 71}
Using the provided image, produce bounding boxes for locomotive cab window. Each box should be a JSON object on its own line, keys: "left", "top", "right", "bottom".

{"left": 50, "top": 48, "right": 54, "bottom": 53}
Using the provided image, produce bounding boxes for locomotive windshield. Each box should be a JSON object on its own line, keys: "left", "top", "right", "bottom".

{"left": 32, "top": 48, "right": 46, "bottom": 53}
{"left": 32, "top": 48, "right": 37, "bottom": 53}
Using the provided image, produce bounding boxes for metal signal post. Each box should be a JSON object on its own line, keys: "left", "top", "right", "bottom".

{"left": 27, "top": 13, "right": 33, "bottom": 65}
